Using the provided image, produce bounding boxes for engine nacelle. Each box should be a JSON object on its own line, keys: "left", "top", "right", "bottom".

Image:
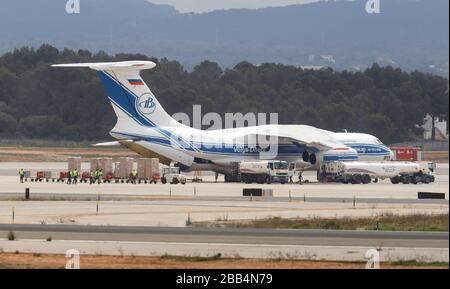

{"left": 319, "top": 147, "right": 359, "bottom": 162}
{"left": 302, "top": 151, "right": 318, "bottom": 165}
{"left": 296, "top": 147, "right": 360, "bottom": 171}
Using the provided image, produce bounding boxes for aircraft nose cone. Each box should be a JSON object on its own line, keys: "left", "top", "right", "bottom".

{"left": 389, "top": 149, "right": 395, "bottom": 161}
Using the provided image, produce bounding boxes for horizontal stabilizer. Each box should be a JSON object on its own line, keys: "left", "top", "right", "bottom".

{"left": 52, "top": 61, "right": 156, "bottom": 71}
{"left": 92, "top": 140, "right": 133, "bottom": 147}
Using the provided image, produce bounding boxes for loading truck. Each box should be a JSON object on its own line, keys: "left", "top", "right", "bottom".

{"left": 240, "top": 160, "right": 290, "bottom": 184}
{"left": 318, "top": 161, "right": 436, "bottom": 185}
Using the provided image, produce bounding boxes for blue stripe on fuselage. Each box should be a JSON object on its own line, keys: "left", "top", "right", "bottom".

{"left": 345, "top": 143, "right": 391, "bottom": 156}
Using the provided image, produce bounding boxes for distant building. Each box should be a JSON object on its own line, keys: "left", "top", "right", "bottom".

{"left": 421, "top": 114, "right": 449, "bottom": 140}
{"left": 300, "top": 66, "right": 323, "bottom": 71}
{"left": 320, "top": 55, "right": 336, "bottom": 63}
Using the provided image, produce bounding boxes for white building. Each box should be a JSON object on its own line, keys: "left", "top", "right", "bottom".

{"left": 422, "top": 114, "right": 449, "bottom": 140}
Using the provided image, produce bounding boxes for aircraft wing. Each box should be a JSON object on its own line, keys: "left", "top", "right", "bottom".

{"left": 229, "top": 125, "right": 345, "bottom": 151}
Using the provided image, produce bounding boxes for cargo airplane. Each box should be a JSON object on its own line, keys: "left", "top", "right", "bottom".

{"left": 53, "top": 61, "right": 394, "bottom": 179}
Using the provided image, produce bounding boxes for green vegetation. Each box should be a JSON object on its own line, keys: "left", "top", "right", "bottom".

{"left": 0, "top": 44, "right": 448, "bottom": 143}
{"left": 195, "top": 214, "right": 449, "bottom": 232}
{"left": 160, "top": 253, "right": 224, "bottom": 262}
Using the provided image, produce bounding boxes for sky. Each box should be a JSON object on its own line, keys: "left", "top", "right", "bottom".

{"left": 148, "top": 0, "right": 320, "bottom": 13}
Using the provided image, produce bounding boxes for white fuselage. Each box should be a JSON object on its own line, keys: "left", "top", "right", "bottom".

{"left": 110, "top": 122, "right": 394, "bottom": 173}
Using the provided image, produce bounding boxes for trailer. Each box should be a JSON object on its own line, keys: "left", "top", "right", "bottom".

{"left": 318, "top": 161, "right": 435, "bottom": 185}
{"left": 240, "top": 160, "right": 290, "bottom": 184}
{"left": 80, "top": 172, "right": 91, "bottom": 183}
{"left": 30, "top": 171, "right": 53, "bottom": 182}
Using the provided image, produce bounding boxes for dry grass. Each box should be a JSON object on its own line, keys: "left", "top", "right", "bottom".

{"left": 422, "top": 151, "right": 449, "bottom": 163}
{"left": 194, "top": 213, "right": 449, "bottom": 232}
{"left": 0, "top": 147, "right": 137, "bottom": 162}
{"left": 0, "top": 253, "right": 447, "bottom": 269}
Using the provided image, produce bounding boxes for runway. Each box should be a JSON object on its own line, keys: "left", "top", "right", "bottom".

{"left": 0, "top": 224, "right": 447, "bottom": 248}
{"left": 0, "top": 162, "right": 448, "bottom": 262}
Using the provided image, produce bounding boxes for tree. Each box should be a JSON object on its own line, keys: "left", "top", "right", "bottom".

{"left": 0, "top": 44, "right": 447, "bottom": 143}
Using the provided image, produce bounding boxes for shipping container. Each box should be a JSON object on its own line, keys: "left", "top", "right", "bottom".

{"left": 68, "top": 157, "right": 82, "bottom": 171}
{"left": 117, "top": 157, "right": 134, "bottom": 179}
{"left": 390, "top": 147, "right": 422, "bottom": 161}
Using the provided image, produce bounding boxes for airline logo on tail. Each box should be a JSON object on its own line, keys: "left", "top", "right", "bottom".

{"left": 137, "top": 93, "right": 156, "bottom": 115}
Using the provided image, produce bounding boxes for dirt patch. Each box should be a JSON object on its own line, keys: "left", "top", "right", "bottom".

{"left": 0, "top": 147, "right": 138, "bottom": 162}
{"left": 0, "top": 253, "right": 447, "bottom": 269}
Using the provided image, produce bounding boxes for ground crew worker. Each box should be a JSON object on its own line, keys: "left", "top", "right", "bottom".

{"left": 97, "top": 169, "right": 103, "bottom": 184}
{"left": 90, "top": 170, "right": 95, "bottom": 184}
{"left": 67, "top": 170, "right": 72, "bottom": 185}
{"left": 298, "top": 171, "right": 303, "bottom": 185}
{"left": 93, "top": 169, "right": 98, "bottom": 184}
{"left": 73, "top": 169, "right": 79, "bottom": 185}
{"left": 131, "top": 169, "right": 138, "bottom": 184}
{"left": 19, "top": 169, "right": 25, "bottom": 183}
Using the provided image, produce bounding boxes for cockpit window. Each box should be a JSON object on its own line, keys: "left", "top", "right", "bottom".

{"left": 375, "top": 138, "right": 383, "bottom": 145}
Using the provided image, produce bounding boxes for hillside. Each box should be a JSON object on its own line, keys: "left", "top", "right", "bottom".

{"left": 0, "top": 0, "right": 448, "bottom": 75}
{"left": 0, "top": 45, "right": 448, "bottom": 143}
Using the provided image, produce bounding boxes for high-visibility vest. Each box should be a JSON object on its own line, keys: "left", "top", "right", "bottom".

{"left": 131, "top": 170, "right": 138, "bottom": 177}
{"left": 73, "top": 170, "right": 78, "bottom": 177}
{"left": 19, "top": 170, "right": 24, "bottom": 176}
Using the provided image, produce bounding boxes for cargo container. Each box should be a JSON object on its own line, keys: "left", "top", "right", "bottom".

{"left": 117, "top": 157, "right": 134, "bottom": 179}
{"left": 390, "top": 146, "right": 422, "bottom": 161}
{"left": 68, "top": 157, "right": 82, "bottom": 172}
{"left": 137, "top": 158, "right": 160, "bottom": 183}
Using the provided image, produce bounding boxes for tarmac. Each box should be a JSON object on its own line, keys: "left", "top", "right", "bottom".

{"left": 0, "top": 224, "right": 448, "bottom": 262}
{"left": 0, "top": 162, "right": 448, "bottom": 262}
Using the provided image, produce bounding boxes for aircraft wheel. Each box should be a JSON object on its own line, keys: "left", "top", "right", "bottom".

{"left": 362, "top": 174, "right": 371, "bottom": 184}
{"left": 352, "top": 175, "right": 362, "bottom": 184}
{"left": 401, "top": 176, "right": 410, "bottom": 184}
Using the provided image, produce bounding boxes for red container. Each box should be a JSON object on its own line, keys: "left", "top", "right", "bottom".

{"left": 59, "top": 171, "right": 68, "bottom": 179}
{"left": 390, "top": 147, "right": 422, "bottom": 161}
{"left": 36, "top": 171, "right": 45, "bottom": 179}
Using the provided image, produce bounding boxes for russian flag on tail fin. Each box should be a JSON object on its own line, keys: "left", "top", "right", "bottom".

{"left": 128, "top": 79, "right": 144, "bottom": 86}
